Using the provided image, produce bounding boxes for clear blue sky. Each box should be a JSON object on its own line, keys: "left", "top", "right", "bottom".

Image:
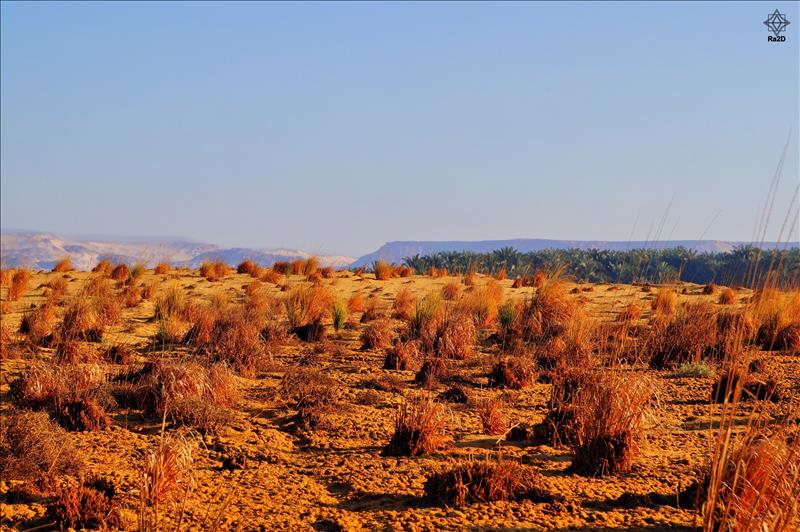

{"left": 2, "top": 1, "right": 798, "bottom": 257}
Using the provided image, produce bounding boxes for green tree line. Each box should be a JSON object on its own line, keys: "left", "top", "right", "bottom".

{"left": 401, "top": 246, "right": 800, "bottom": 287}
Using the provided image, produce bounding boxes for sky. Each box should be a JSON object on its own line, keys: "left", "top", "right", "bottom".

{"left": 1, "top": 1, "right": 798, "bottom": 258}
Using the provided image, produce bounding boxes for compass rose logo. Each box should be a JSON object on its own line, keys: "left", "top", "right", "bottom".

{"left": 764, "top": 9, "right": 790, "bottom": 41}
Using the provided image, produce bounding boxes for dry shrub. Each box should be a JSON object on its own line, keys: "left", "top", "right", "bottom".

{"left": 154, "top": 262, "right": 170, "bottom": 274}
{"left": 92, "top": 260, "right": 113, "bottom": 275}
{"left": 711, "top": 361, "right": 782, "bottom": 403}
{"left": 495, "top": 269, "right": 507, "bottom": 281}
{"left": 104, "top": 343, "right": 135, "bottom": 364}
{"left": 8, "top": 268, "right": 31, "bottom": 301}
{"left": 201, "top": 306, "right": 271, "bottom": 376}
{"left": 532, "top": 272, "right": 546, "bottom": 288}
{"left": 110, "top": 263, "right": 130, "bottom": 281}
{"left": 272, "top": 261, "right": 290, "bottom": 274}
{"left": 290, "top": 259, "right": 305, "bottom": 275}
{"left": 130, "top": 263, "right": 146, "bottom": 280}
{"left": 57, "top": 297, "right": 105, "bottom": 343}
{"left": 424, "top": 460, "right": 554, "bottom": 508}
{"left": 458, "top": 281, "right": 503, "bottom": 327}
{"left": 303, "top": 256, "right": 318, "bottom": 275}
{"left": 237, "top": 259, "right": 261, "bottom": 277}
{"left": 361, "top": 294, "right": 385, "bottom": 322}
{"left": 0, "top": 410, "right": 83, "bottom": 481}
{"left": 392, "top": 288, "right": 415, "bottom": 320}
{"left": 54, "top": 340, "right": 100, "bottom": 365}
{"left": 464, "top": 271, "right": 476, "bottom": 286}
{"left": 414, "top": 358, "right": 448, "bottom": 387}
{"left": 9, "top": 364, "right": 110, "bottom": 431}
{"left": 373, "top": 260, "right": 393, "bottom": 280}
{"left": 384, "top": 339, "right": 419, "bottom": 370}
{"left": 488, "top": 356, "right": 537, "bottom": 389}
{"left": 20, "top": 303, "right": 57, "bottom": 345}
{"left": 120, "top": 284, "right": 142, "bottom": 307}
{"left": 702, "top": 428, "right": 799, "bottom": 531}
{"left": 256, "top": 269, "right": 278, "bottom": 285}
{"left": 154, "top": 283, "right": 187, "bottom": 321}
{"left": 715, "top": 287, "right": 735, "bottom": 305}
{"left": 646, "top": 302, "right": 719, "bottom": 368}
{"left": 141, "top": 433, "right": 195, "bottom": 507}
{"left": 428, "top": 267, "right": 448, "bottom": 278}
{"left": 618, "top": 303, "right": 642, "bottom": 322}
{"left": 279, "top": 368, "right": 338, "bottom": 430}
{"left": 651, "top": 288, "right": 677, "bottom": 316}
{"left": 319, "top": 266, "right": 334, "bottom": 278}
{"left": 776, "top": 322, "right": 800, "bottom": 352}
{"left": 438, "top": 386, "right": 469, "bottom": 403}
{"left": 285, "top": 284, "right": 332, "bottom": 329}
{"left": 361, "top": 319, "right": 395, "bottom": 350}
{"left": 83, "top": 276, "right": 113, "bottom": 297}
{"left": 134, "top": 362, "right": 238, "bottom": 433}
{"left": 425, "top": 309, "right": 477, "bottom": 360}
{"left": 382, "top": 397, "right": 448, "bottom": 456}
{"left": 478, "top": 397, "right": 508, "bottom": 435}
{"left": 517, "top": 277, "right": 577, "bottom": 343}
{"left": 441, "top": 282, "right": 461, "bottom": 301}
{"left": 52, "top": 257, "right": 74, "bottom": 273}
{"left": 348, "top": 292, "right": 365, "bottom": 313}
{"left": 568, "top": 372, "right": 654, "bottom": 476}
{"left": 716, "top": 310, "right": 756, "bottom": 355}
{"left": 199, "top": 260, "right": 230, "bottom": 281}
{"left": 49, "top": 478, "right": 123, "bottom": 530}
{"left": 702, "top": 283, "right": 718, "bottom": 295}
{"left": 394, "top": 265, "right": 413, "bottom": 277}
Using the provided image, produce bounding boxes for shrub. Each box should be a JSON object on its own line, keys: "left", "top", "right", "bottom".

{"left": 382, "top": 397, "right": 448, "bottom": 456}
{"left": 646, "top": 302, "right": 719, "bottom": 368}
{"left": 702, "top": 283, "right": 717, "bottom": 295}
{"left": 419, "top": 309, "right": 476, "bottom": 360}
{"left": 303, "top": 256, "right": 318, "bottom": 276}
{"left": 348, "top": 292, "right": 365, "bottom": 313}
{"left": 428, "top": 267, "right": 447, "bottom": 278}
{"left": 414, "top": 358, "right": 448, "bottom": 388}
{"left": 237, "top": 259, "right": 261, "bottom": 277}
{"left": 154, "top": 283, "right": 187, "bottom": 321}
{"left": 703, "top": 428, "right": 799, "bottom": 531}
{"left": 424, "top": 460, "right": 554, "bottom": 508}
{"left": 140, "top": 434, "right": 195, "bottom": 507}
{"left": 8, "top": 269, "right": 31, "bottom": 301}
{"left": 49, "top": 479, "right": 123, "bottom": 530}
{"left": 92, "top": 260, "right": 113, "bottom": 275}
{"left": 290, "top": 259, "right": 305, "bottom": 275}
{"left": 272, "top": 261, "right": 290, "bottom": 274}
{"left": 154, "top": 262, "right": 170, "bottom": 274}
{"left": 394, "top": 265, "right": 413, "bottom": 277}
{"left": 0, "top": 410, "right": 83, "bottom": 481}
{"left": 54, "top": 398, "right": 112, "bottom": 432}
{"left": 202, "top": 306, "right": 271, "bottom": 376}
{"left": 478, "top": 397, "right": 508, "bottom": 435}
{"left": 284, "top": 284, "right": 332, "bottom": 329}
{"left": 361, "top": 319, "right": 394, "bottom": 350}
{"left": 392, "top": 288, "right": 415, "bottom": 320}
{"left": 19, "top": 303, "right": 57, "bottom": 345}
{"left": 261, "top": 268, "right": 283, "bottom": 284}
{"left": 361, "top": 294, "right": 385, "bottom": 322}
{"left": 199, "top": 260, "right": 230, "bottom": 281}
{"left": 718, "top": 288, "right": 736, "bottom": 305}
{"left": 384, "top": 339, "right": 419, "bottom": 370}
{"left": 52, "top": 257, "right": 74, "bottom": 272}
{"left": 458, "top": 281, "right": 503, "bottom": 327}
{"left": 279, "top": 368, "right": 338, "bottom": 431}
{"left": 373, "top": 260, "right": 393, "bottom": 281}
{"left": 110, "top": 263, "right": 130, "bottom": 281}
{"left": 651, "top": 288, "right": 677, "bottom": 316}
{"left": 568, "top": 372, "right": 653, "bottom": 476}
{"left": 517, "top": 278, "right": 577, "bottom": 343}
{"left": 57, "top": 297, "right": 104, "bottom": 343}
{"left": 130, "top": 263, "right": 146, "bottom": 280}
{"left": 488, "top": 357, "right": 537, "bottom": 389}
{"left": 332, "top": 301, "right": 347, "bottom": 332}
{"left": 441, "top": 282, "right": 461, "bottom": 301}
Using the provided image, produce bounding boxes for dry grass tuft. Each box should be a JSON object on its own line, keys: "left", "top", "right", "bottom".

{"left": 568, "top": 372, "right": 654, "bottom": 476}
{"left": 651, "top": 288, "right": 677, "bottom": 316}
{"left": 478, "top": 397, "right": 508, "bottom": 435}
{"left": 8, "top": 268, "right": 32, "bottom": 301}
{"left": 140, "top": 433, "right": 195, "bottom": 508}
{"left": 199, "top": 260, "right": 230, "bottom": 281}
{"left": 237, "top": 259, "right": 262, "bottom": 277}
{"left": 348, "top": 292, "right": 365, "bottom": 313}
{"left": 361, "top": 319, "right": 395, "bottom": 350}
{"left": 702, "top": 283, "right": 718, "bottom": 295}
{"left": 52, "top": 257, "right": 74, "bottom": 272}
{"left": 441, "top": 282, "right": 461, "bottom": 301}
{"left": 488, "top": 356, "right": 537, "bottom": 389}
{"left": 19, "top": 303, "right": 58, "bottom": 345}
{"left": 373, "top": 260, "right": 393, "bottom": 281}
{"left": 392, "top": 288, "right": 415, "bottom": 320}
{"left": 424, "top": 460, "right": 554, "bottom": 507}
{"left": 110, "top": 263, "right": 130, "bottom": 281}
{"left": 382, "top": 396, "right": 448, "bottom": 456}
{"left": 154, "top": 262, "right": 171, "bottom": 275}
{"left": 0, "top": 410, "right": 83, "bottom": 481}
{"left": 49, "top": 478, "right": 123, "bottom": 530}
{"left": 646, "top": 302, "right": 719, "bottom": 368}
{"left": 261, "top": 268, "right": 283, "bottom": 284}
{"left": 279, "top": 368, "right": 339, "bottom": 431}
{"left": 92, "top": 259, "right": 113, "bottom": 275}
{"left": 384, "top": 339, "right": 419, "bottom": 370}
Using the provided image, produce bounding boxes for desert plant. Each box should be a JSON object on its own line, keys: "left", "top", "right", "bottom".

{"left": 0, "top": 409, "right": 83, "bottom": 481}
{"left": 651, "top": 288, "right": 677, "bottom": 316}
{"left": 92, "top": 259, "right": 113, "bottom": 275}
{"left": 332, "top": 301, "right": 347, "bottom": 332}
{"left": 272, "top": 261, "right": 290, "bottom": 274}
{"left": 153, "top": 283, "right": 187, "bottom": 321}
{"left": 361, "top": 319, "right": 394, "bottom": 350}
{"left": 382, "top": 396, "right": 448, "bottom": 456}
{"left": 237, "top": 259, "right": 261, "bottom": 277}
{"left": 392, "top": 288, "right": 415, "bottom": 320}
{"left": 423, "top": 459, "right": 554, "bottom": 508}
{"left": 488, "top": 356, "right": 537, "bottom": 389}
{"left": 669, "top": 362, "right": 714, "bottom": 378}
{"left": 154, "top": 262, "right": 171, "bottom": 275}
{"left": 348, "top": 292, "right": 365, "bottom": 313}
{"left": 441, "top": 281, "right": 461, "bottom": 301}
{"left": 702, "top": 283, "right": 718, "bottom": 295}
{"left": 140, "top": 432, "right": 195, "bottom": 508}
{"left": 646, "top": 302, "right": 720, "bottom": 368}
{"left": 49, "top": 478, "right": 124, "bottom": 530}
{"left": 279, "top": 368, "right": 338, "bottom": 431}
{"left": 19, "top": 303, "right": 57, "bottom": 345}
{"left": 373, "top": 260, "right": 393, "bottom": 281}
{"left": 8, "top": 268, "right": 31, "bottom": 301}
{"left": 478, "top": 397, "right": 508, "bottom": 435}
{"left": 284, "top": 284, "right": 332, "bottom": 330}
{"left": 111, "top": 263, "right": 130, "bottom": 281}
{"left": 384, "top": 339, "right": 419, "bottom": 370}
{"left": 52, "top": 257, "right": 74, "bottom": 272}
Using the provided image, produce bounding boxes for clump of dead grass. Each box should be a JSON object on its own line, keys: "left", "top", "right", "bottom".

{"left": 392, "top": 288, "right": 415, "bottom": 320}
{"left": 488, "top": 356, "right": 537, "bottom": 389}
{"left": 478, "top": 396, "right": 508, "bottom": 435}
{"left": 8, "top": 268, "right": 32, "bottom": 301}
{"left": 361, "top": 319, "right": 395, "bottom": 350}
{"left": 382, "top": 396, "right": 448, "bottom": 456}
{"left": 52, "top": 257, "right": 74, "bottom": 273}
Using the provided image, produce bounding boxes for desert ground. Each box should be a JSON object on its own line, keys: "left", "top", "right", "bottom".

{"left": 0, "top": 260, "right": 798, "bottom": 531}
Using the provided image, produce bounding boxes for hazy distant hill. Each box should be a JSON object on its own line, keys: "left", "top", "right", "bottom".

{"left": 0, "top": 231, "right": 354, "bottom": 270}
{"left": 351, "top": 239, "right": 797, "bottom": 267}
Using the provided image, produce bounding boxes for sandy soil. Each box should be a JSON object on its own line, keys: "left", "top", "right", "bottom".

{"left": 1, "top": 269, "right": 797, "bottom": 531}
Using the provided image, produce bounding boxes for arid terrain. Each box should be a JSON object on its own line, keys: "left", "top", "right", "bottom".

{"left": 1, "top": 259, "right": 798, "bottom": 531}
